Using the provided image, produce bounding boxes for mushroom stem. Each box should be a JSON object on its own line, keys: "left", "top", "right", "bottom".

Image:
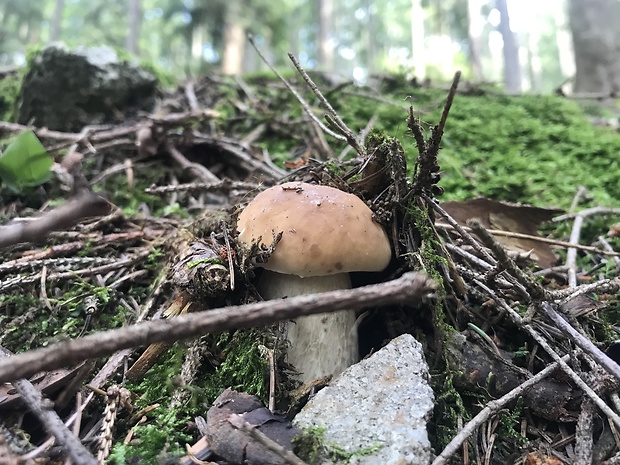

{"left": 258, "top": 270, "right": 358, "bottom": 383}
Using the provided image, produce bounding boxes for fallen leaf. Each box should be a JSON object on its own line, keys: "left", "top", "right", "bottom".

{"left": 440, "top": 198, "right": 562, "bottom": 268}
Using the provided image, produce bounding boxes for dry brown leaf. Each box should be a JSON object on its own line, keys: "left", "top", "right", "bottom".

{"left": 524, "top": 450, "right": 565, "bottom": 465}
{"left": 440, "top": 197, "right": 562, "bottom": 268}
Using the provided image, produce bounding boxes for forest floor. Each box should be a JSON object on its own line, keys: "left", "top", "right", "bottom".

{"left": 0, "top": 66, "right": 620, "bottom": 465}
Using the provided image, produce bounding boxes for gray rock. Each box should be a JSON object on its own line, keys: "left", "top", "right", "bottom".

{"left": 293, "top": 333, "right": 434, "bottom": 465}
{"left": 17, "top": 44, "right": 157, "bottom": 131}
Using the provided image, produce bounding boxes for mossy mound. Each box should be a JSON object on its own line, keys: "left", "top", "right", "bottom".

{"left": 329, "top": 85, "right": 620, "bottom": 209}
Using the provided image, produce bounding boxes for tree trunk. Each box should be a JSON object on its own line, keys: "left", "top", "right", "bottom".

{"left": 126, "top": 0, "right": 141, "bottom": 55}
{"left": 496, "top": 0, "right": 521, "bottom": 94}
{"left": 317, "top": 0, "right": 334, "bottom": 70}
{"left": 467, "top": 0, "right": 484, "bottom": 81}
{"left": 568, "top": 0, "right": 620, "bottom": 94}
{"left": 50, "top": 0, "right": 64, "bottom": 42}
{"left": 222, "top": 0, "right": 245, "bottom": 75}
{"left": 410, "top": 0, "right": 426, "bottom": 79}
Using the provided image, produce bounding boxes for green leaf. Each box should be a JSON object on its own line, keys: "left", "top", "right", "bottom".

{"left": 0, "top": 130, "right": 53, "bottom": 191}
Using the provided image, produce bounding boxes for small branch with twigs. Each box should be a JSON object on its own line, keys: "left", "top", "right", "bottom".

{"left": 0, "top": 272, "right": 436, "bottom": 383}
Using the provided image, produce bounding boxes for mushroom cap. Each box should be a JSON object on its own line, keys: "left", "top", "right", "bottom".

{"left": 236, "top": 182, "right": 392, "bottom": 277}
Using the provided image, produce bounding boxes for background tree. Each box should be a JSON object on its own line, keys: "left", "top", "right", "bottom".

{"left": 50, "top": 0, "right": 64, "bottom": 42}
{"left": 317, "top": 0, "right": 334, "bottom": 70}
{"left": 496, "top": 0, "right": 521, "bottom": 93}
{"left": 127, "top": 0, "right": 142, "bottom": 55}
{"left": 568, "top": 0, "right": 620, "bottom": 94}
{"left": 0, "top": 0, "right": 585, "bottom": 96}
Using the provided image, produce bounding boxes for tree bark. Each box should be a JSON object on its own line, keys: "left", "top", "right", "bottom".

{"left": 496, "top": 0, "right": 521, "bottom": 94}
{"left": 568, "top": 0, "right": 620, "bottom": 94}
{"left": 317, "top": 0, "right": 334, "bottom": 70}
{"left": 126, "top": 0, "right": 141, "bottom": 55}
{"left": 50, "top": 0, "right": 64, "bottom": 42}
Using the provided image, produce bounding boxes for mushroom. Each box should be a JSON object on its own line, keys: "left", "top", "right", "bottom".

{"left": 236, "top": 181, "right": 392, "bottom": 382}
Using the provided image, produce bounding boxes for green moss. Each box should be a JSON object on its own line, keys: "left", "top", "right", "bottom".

{"left": 0, "top": 69, "right": 24, "bottom": 121}
{"left": 330, "top": 88, "right": 620, "bottom": 209}
{"left": 108, "top": 408, "right": 191, "bottom": 464}
{"left": 188, "top": 257, "right": 224, "bottom": 269}
{"left": 294, "top": 426, "right": 383, "bottom": 464}
{"left": 201, "top": 329, "right": 270, "bottom": 403}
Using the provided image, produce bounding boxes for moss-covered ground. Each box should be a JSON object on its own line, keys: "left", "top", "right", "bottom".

{"left": 1, "top": 64, "right": 620, "bottom": 464}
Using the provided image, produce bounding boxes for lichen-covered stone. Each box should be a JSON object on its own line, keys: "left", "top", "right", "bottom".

{"left": 16, "top": 44, "right": 157, "bottom": 131}
{"left": 293, "top": 333, "right": 434, "bottom": 465}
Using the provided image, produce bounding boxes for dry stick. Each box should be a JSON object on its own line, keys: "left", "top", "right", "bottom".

{"left": 467, "top": 219, "right": 550, "bottom": 301}
{"left": 144, "top": 179, "right": 261, "bottom": 195}
{"left": 428, "top": 71, "right": 461, "bottom": 155}
{"left": 538, "top": 302, "right": 620, "bottom": 382}
{"left": 228, "top": 414, "right": 308, "bottom": 465}
{"left": 0, "top": 192, "right": 112, "bottom": 249}
{"left": 0, "top": 272, "right": 435, "bottom": 383}
{"left": 0, "top": 348, "right": 98, "bottom": 465}
{"left": 0, "top": 250, "right": 150, "bottom": 292}
{"left": 566, "top": 211, "right": 585, "bottom": 287}
{"left": 553, "top": 206, "right": 620, "bottom": 222}
{"left": 574, "top": 399, "right": 595, "bottom": 465}
{"left": 425, "top": 198, "right": 496, "bottom": 265}
{"left": 598, "top": 235, "right": 620, "bottom": 265}
{"left": 166, "top": 141, "right": 220, "bottom": 184}
{"left": 432, "top": 354, "right": 569, "bottom": 465}
{"left": 338, "top": 113, "right": 378, "bottom": 160}
{"left": 550, "top": 276, "right": 620, "bottom": 300}
{"left": 287, "top": 53, "right": 366, "bottom": 157}
{"left": 435, "top": 222, "right": 620, "bottom": 257}
{"left": 246, "top": 36, "right": 345, "bottom": 144}
{"left": 474, "top": 280, "right": 620, "bottom": 430}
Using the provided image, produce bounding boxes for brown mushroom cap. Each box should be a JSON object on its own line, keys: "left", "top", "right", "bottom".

{"left": 237, "top": 182, "right": 392, "bottom": 278}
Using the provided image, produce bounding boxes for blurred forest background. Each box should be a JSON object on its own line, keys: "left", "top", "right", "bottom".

{"left": 1, "top": 0, "right": 619, "bottom": 95}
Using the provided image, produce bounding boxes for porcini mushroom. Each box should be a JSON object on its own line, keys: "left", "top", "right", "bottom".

{"left": 236, "top": 181, "right": 391, "bottom": 382}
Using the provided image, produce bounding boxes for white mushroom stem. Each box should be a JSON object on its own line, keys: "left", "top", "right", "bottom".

{"left": 258, "top": 270, "right": 358, "bottom": 383}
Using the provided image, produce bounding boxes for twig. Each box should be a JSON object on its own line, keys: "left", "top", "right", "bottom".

{"left": 569, "top": 186, "right": 589, "bottom": 214}
{"left": 574, "top": 399, "right": 594, "bottom": 465}
{"left": 435, "top": 222, "right": 620, "bottom": 257}
{"left": 287, "top": 53, "right": 366, "bottom": 157}
{"left": 553, "top": 206, "right": 620, "bottom": 222}
{"left": 246, "top": 36, "right": 345, "bottom": 144}
{"left": 537, "top": 302, "right": 620, "bottom": 382}
{"left": 0, "top": 192, "right": 112, "bottom": 249}
{"left": 428, "top": 71, "right": 461, "bottom": 155}
{"left": 597, "top": 235, "right": 620, "bottom": 265}
{"left": 473, "top": 280, "right": 620, "bottom": 430}
{"left": 227, "top": 414, "right": 308, "bottom": 465}
{"left": 0, "top": 250, "right": 150, "bottom": 292}
{"left": 549, "top": 276, "right": 620, "bottom": 300}
{"left": 0, "top": 347, "right": 98, "bottom": 465}
{"left": 468, "top": 219, "right": 549, "bottom": 300}
{"left": 0, "top": 272, "right": 436, "bottom": 383}
{"left": 220, "top": 223, "right": 235, "bottom": 291}
{"left": 184, "top": 81, "right": 200, "bottom": 112}
{"left": 144, "top": 179, "right": 262, "bottom": 195}
{"left": 426, "top": 197, "right": 496, "bottom": 265}
{"left": 166, "top": 142, "right": 220, "bottom": 184}
{"left": 432, "top": 354, "right": 569, "bottom": 465}
{"left": 566, "top": 211, "right": 585, "bottom": 287}
{"left": 338, "top": 113, "right": 377, "bottom": 160}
